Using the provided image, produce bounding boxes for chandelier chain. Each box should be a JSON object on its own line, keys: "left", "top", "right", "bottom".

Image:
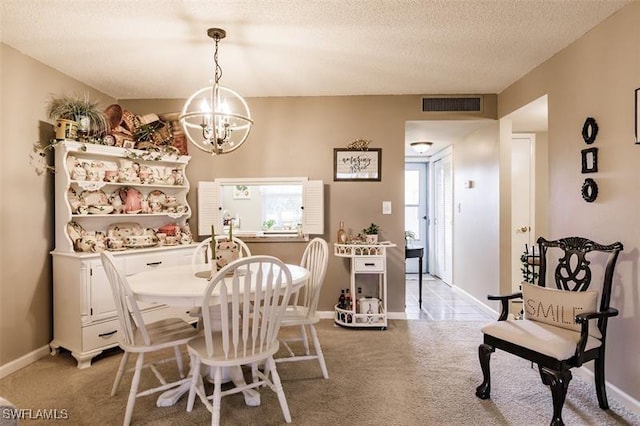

{"left": 214, "top": 35, "right": 222, "bottom": 84}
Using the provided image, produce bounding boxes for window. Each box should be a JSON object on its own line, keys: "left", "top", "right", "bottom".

{"left": 404, "top": 169, "right": 421, "bottom": 240}
{"left": 261, "top": 184, "right": 303, "bottom": 232}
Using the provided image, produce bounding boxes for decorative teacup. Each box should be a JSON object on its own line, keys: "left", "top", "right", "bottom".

{"left": 104, "top": 170, "right": 118, "bottom": 182}
{"left": 156, "top": 233, "right": 167, "bottom": 245}
{"left": 107, "top": 238, "right": 124, "bottom": 250}
{"left": 138, "top": 169, "right": 153, "bottom": 184}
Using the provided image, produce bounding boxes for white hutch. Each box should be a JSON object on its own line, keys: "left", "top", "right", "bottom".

{"left": 50, "top": 141, "right": 196, "bottom": 368}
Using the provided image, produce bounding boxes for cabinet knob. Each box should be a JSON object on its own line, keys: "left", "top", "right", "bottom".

{"left": 146, "top": 261, "right": 162, "bottom": 267}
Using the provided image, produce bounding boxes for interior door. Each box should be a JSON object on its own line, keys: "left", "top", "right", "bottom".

{"left": 511, "top": 134, "right": 535, "bottom": 292}
{"left": 404, "top": 163, "right": 428, "bottom": 273}
{"left": 432, "top": 153, "right": 453, "bottom": 285}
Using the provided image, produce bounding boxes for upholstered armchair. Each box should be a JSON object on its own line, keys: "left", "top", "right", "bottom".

{"left": 476, "top": 236, "right": 624, "bottom": 426}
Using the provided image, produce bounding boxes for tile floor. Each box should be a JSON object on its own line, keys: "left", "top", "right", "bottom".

{"left": 404, "top": 274, "right": 494, "bottom": 321}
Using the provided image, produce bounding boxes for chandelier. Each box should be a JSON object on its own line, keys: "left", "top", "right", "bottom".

{"left": 179, "top": 28, "right": 253, "bottom": 155}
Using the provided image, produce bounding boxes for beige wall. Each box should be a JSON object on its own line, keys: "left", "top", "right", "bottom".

{"left": 498, "top": 2, "right": 640, "bottom": 405}
{"left": 120, "top": 96, "right": 498, "bottom": 318}
{"left": 0, "top": 48, "right": 498, "bottom": 370}
{"left": 453, "top": 122, "right": 501, "bottom": 303}
{"left": 0, "top": 44, "right": 115, "bottom": 365}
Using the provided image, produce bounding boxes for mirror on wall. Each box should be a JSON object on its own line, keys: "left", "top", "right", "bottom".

{"left": 198, "top": 177, "right": 324, "bottom": 239}
{"left": 220, "top": 183, "right": 303, "bottom": 234}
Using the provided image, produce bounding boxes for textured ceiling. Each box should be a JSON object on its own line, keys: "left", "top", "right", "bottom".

{"left": 0, "top": 0, "right": 631, "bottom": 100}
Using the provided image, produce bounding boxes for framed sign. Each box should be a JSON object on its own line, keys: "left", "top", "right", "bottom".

{"left": 333, "top": 148, "right": 382, "bottom": 181}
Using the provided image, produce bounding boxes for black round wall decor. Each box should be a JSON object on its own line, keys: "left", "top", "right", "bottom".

{"left": 581, "top": 178, "right": 598, "bottom": 202}
{"left": 582, "top": 117, "right": 599, "bottom": 144}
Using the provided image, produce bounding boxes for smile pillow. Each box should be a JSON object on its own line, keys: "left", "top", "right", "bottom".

{"left": 522, "top": 283, "right": 601, "bottom": 339}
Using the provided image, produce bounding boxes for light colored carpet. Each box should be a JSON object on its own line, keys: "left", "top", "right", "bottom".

{"left": 0, "top": 320, "right": 638, "bottom": 425}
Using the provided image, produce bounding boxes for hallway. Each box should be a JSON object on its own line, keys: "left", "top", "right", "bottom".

{"left": 405, "top": 274, "right": 494, "bottom": 321}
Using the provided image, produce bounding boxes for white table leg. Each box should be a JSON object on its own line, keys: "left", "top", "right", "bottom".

{"left": 157, "top": 364, "right": 260, "bottom": 407}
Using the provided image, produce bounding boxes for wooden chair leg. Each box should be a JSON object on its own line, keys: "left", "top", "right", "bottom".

{"left": 309, "top": 324, "right": 329, "bottom": 379}
{"left": 475, "top": 343, "right": 494, "bottom": 399}
{"left": 299, "top": 325, "right": 310, "bottom": 355}
{"left": 111, "top": 351, "right": 130, "bottom": 396}
{"left": 594, "top": 354, "right": 609, "bottom": 410}
{"left": 124, "top": 354, "right": 145, "bottom": 426}
{"left": 186, "top": 355, "right": 202, "bottom": 412}
{"left": 539, "top": 366, "right": 572, "bottom": 426}
{"left": 266, "top": 357, "right": 292, "bottom": 423}
{"left": 211, "top": 367, "right": 223, "bottom": 426}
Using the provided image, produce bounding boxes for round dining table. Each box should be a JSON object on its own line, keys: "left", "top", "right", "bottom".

{"left": 127, "top": 262, "right": 310, "bottom": 408}
{"left": 128, "top": 263, "right": 310, "bottom": 307}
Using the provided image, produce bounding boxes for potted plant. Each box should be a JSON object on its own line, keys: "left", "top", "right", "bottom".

{"left": 46, "top": 94, "right": 109, "bottom": 141}
{"left": 362, "top": 223, "right": 380, "bottom": 244}
{"left": 262, "top": 219, "right": 276, "bottom": 231}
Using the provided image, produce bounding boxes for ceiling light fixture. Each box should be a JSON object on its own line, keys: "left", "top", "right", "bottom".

{"left": 179, "top": 28, "right": 253, "bottom": 155}
{"left": 410, "top": 141, "right": 433, "bottom": 154}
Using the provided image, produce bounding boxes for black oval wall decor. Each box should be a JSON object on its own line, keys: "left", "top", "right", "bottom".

{"left": 582, "top": 117, "right": 599, "bottom": 144}
{"left": 581, "top": 178, "right": 598, "bottom": 202}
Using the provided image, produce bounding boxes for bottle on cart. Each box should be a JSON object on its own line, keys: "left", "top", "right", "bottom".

{"left": 337, "top": 289, "right": 346, "bottom": 309}
{"left": 345, "top": 288, "right": 352, "bottom": 311}
{"left": 337, "top": 220, "right": 347, "bottom": 244}
{"left": 356, "top": 287, "right": 363, "bottom": 313}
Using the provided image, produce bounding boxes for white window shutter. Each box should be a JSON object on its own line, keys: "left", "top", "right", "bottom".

{"left": 197, "top": 181, "right": 222, "bottom": 236}
{"left": 302, "top": 180, "right": 324, "bottom": 235}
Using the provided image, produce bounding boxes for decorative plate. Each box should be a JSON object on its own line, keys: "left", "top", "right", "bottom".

{"left": 80, "top": 189, "right": 109, "bottom": 206}
{"left": 66, "top": 221, "right": 85, "bottom": 242}
{"left": 88, "top": 205, "right": 114, "bottom": 215}
{"left": 147, "top": 190, "right": 167, "bottom": 206}
{"left": 67, "top": 188, "right": 81, "bottom": 213}
{"left": 125, "top": 242, "right": 158, "bottom": 249}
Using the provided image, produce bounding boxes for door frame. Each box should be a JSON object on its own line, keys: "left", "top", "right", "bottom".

{"left": 404, "top": 162, "right": 428, "bottom": 273}
{"left": 429, "top": 146, "right": 453, "bottom": 285}
{"left": 511, "top": 133, "right": 536, "bottom": 292}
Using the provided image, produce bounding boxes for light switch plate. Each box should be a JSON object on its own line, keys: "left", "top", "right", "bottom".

{"left": 382, "top": 201, "right": 392, "bottom": 214}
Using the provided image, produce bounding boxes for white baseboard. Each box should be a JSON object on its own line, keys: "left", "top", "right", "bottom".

{"left": 0, "top": 345, "right": 51, "bottom": 380}
{"left": 573, "top": 366, "right": 640, "bottom": 416}
{"left": 452, "top": 285, "right": 499, "bottom": 317}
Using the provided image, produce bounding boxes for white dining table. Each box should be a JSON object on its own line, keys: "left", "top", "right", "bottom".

{"left": 127, "top": 262, "right": 309, "bottom": 408}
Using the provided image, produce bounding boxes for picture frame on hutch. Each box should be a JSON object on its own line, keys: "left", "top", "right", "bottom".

{"left": 333, "top": 148, "right": 382, "bottom": 182}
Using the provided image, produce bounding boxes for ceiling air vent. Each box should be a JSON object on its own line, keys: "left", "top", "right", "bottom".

{"left": 422, "top": 96, "right": 483, "bottom": 113}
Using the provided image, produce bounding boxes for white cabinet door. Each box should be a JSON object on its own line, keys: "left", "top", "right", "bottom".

{"left": 87, "top": 259, "right": 119, "bottom": 322}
